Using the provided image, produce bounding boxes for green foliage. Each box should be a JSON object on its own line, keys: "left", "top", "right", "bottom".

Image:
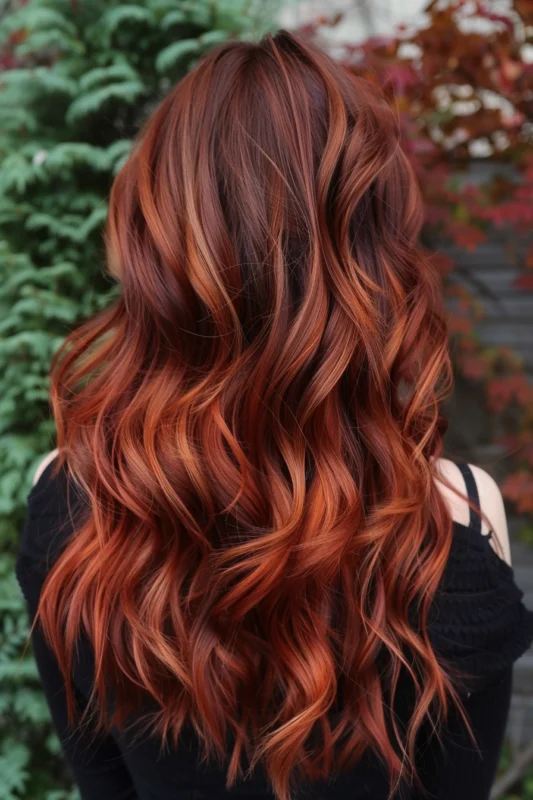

{"left": 499, "top": 751, "right": 533, "bottom": 799}
{"left": 0, "top": 0, "right": 282, "bottom": 796}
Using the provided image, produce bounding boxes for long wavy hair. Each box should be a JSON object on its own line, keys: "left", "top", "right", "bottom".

{"left": 38, "top": 29, "right": 461, "bottom": 800}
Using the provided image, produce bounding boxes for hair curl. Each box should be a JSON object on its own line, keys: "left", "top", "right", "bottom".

{"left": 38, "top": 29, "right": 459, "bottom": 800}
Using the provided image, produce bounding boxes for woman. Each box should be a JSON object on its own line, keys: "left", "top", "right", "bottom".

{"left": 16, "top": 29, "right": 533, "bottom": 800}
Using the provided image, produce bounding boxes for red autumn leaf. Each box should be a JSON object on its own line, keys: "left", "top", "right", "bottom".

{"left": 514, "top": 274, "right": 533, "bottom": 291}
{"left": 448, "top": 222, "right": 486, "bottom": 252}
{"left": 8, "top": 28, "right": 27, "bottom": 45}
{"left": 501, "top": 471, "right": 533, "bottom": 513}
{"left": 487, "top": 378, "right": 513, "bottom": 412}
{"left": 382, "top": 63, "right": 419, "bottom": 95}
{"left": 462, "top": 184, "right": 479, "bottom": 198}
{"left": 0, "top": 53, "right": 15, "bottom": 69}
{"left": 482, "top": 202, "right": 533, "bottom": 228}
{"left": 487, "top": 374, "right": 533, "bottom": 412}
{"left": 460, "top": 355, "right": 488, "bottom": 380}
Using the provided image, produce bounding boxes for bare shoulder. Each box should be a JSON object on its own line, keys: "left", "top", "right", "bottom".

{"left": 32, "top": 447, "right": 59, "bottom": 487}
{"left": 434, "top": 457, "right": 511, "bottom": 566}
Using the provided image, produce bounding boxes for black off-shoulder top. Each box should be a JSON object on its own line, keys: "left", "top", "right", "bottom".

{"left": 16, "top": 457, "right": 533, "bottom": 800}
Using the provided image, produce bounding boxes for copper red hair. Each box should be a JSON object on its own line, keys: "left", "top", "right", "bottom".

{"left": 38, "top": 29, "right": 460, "bottom": 800}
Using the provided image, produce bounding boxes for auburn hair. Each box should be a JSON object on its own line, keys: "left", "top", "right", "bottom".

{"left": 38, "top": 29, "right": 460, "bottom": 800}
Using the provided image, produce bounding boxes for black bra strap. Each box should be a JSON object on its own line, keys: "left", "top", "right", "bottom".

{"left": 455, "top": 461, "right": 482, "bottom": 534}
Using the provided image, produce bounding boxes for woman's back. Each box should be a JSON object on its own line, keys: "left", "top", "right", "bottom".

{"left": 15, "top": 29, "right": 533, "bottom": 800}
{"left": 17, "top": 454, "right": 533, "bottom": 799}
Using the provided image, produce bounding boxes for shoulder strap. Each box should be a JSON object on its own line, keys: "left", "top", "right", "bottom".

{"left": 455, "top": 461, "right": 482, "bottom": 535}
